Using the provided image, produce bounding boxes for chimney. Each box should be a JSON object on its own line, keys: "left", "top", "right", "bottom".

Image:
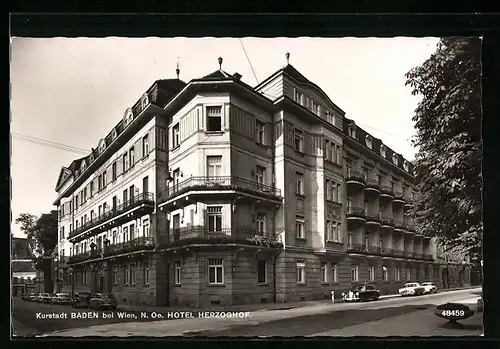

{"left": 233, "top": 73, "right": 242, "bottom": 81}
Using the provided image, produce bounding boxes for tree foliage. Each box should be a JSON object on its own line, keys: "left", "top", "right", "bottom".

{"left": 405, "top": 37, "right": 482, "bottom": 258}
{"left": 15, "top": 211, "right": 58, "bottom": 292}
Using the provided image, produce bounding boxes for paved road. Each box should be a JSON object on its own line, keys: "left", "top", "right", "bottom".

{"left": 36, "top": 287, "right": 481, "bottom": 337}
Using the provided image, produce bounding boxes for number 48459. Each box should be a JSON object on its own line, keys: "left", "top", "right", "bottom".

{"left": 442, "top": 310, "right": 465, "bottom": 317}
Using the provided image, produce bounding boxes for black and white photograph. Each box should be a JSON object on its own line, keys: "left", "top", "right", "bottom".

{"left": 10, "top": 36, "right": 483, "bottom": 337}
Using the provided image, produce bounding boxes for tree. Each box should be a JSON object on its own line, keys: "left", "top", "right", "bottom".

{"left": 15, "top": 211, "right": 58, "bottom": 292}
{"left": 405, "top": 37, "right": 482, "bottom": 260}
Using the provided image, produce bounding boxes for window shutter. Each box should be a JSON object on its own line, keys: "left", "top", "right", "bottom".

{"left": 117, "top": 155, "right": 123, "bottom": 176}
{"left": 149, "top": 126, "right": 156, "bottom": 151}
{"left": 135, "top": 139, "right": 142, "bottom": 161}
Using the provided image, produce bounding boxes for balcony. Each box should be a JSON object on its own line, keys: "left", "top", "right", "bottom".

{"left": 423, "top": 254, "right": 434, "bottom": 261}
{"left": 345, "top": 170, "right": 366, "bottom": 187}
{"left": 380, "top": 216, "right": 394, "bottom": 229}
{"left": 68, "top": 237, "right": 155, "bottom": 264}
{"left": 346, "top": 207, "right": 366, "bottom": 221}
{"left": 346, "top": 243, "right": 382, "bottom": 256}
{"left": 166, "top": 227, "right": 283, "bottom": 249}
{"left": 393, "top": 220, "right": 406, "bottom": 232}
{"left": 381, "top": 248, "right": 405, "bottom": 258}
{"left": 68, "top": 192, "right": 155, "bottom": 240}
{"left": 380, "top": 185, "right": 394, "bottom": 199}
{"left": 158, "top": 176, "right": 282, "bottom": 207}
{"left": 393, "top": 191, "right": 406, "bottom": 204}
{"left": 364, "top": 177, "right": 381, "bottom": 194}
{"left": 404, "top": 195, "right": 414, "bottom": 209}
{"left": 404, "top": 250, "right": 415, "bottom": 259}
{"left": 365, "top": 212, "right": 381, "bottom": 226}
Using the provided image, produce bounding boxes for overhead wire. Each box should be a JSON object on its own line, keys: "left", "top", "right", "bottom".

{"left": 11, "top": 132, "right": 90, "bottom": 156}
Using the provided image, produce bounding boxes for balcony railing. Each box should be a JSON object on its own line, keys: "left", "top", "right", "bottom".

{"left": 159, "top": 176, "right": 281, "bottom": 203}
{"left": 366, "top": 245, "right": 382, "bottom": 255}
{"left": 380, "top": 185, "right": 394, "bottom": 196}
{"left": 68, "top": 237, "right": 155, "bottom": 264}
{"left": 347, "top": 243, "right": 366, "bottom": 253}
{"left": 393, "top": 191, "right": 405, "bottom": 201}
{"left": 394, "top": 220, "right": 406, "bottom": 230}
{"left": 365, "top": 177, "right": 380, "bottom": 190}
{"left": 68, "top": 192, "right": 154, "bottom": 239}
{"left": 168, "top": 227, "right": 282, "bottom": 248}
{"left": 346, "top": 207, "right": 366, "bottom": 219}
{"left": 366, "top": 212, "right": 381, "bottom": 222}
{"left": 380, "top": 216, "right": 394, "bottom": 226}
{"left": 404, "top": 251, "right": 415, "bottom": 258}
{"left": 346, "top": 170, "right": 365, "bottom": 183}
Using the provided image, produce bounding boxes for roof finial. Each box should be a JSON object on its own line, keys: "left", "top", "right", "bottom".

{"left": 286, "top": 52, "right": 290, "bottom": 65}
{"left": 176, "top": 57, "right": 180, "bottom": 79}
{"left": 218, "top": 56, "right": 223, "bottom": 70}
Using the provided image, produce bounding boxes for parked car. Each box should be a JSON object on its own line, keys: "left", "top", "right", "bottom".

{"left": 28, "top": 293, "right": 38, "bottom": 301}
{"left": 71, "top": 292, "right": 93, "bottom": 308}
{"left": 88, "top": 293, "right": 118, "bottom": 310}
{"left": 38, "top": 293, "right": 52, "bottom": 303}
{"left": 21, "top": 293, "right": 32, "bottom": 301}
{"left": 398, "top": 282, "right": 425, "bottom": 296}
{"left": 421, "top": 282, "right": 438, "bottom": 294}
{"left": 342, "top": 285, "right": 381, "bottom": 302}
{"left": 51, "top": 293, "right": 72, "bottom": 305}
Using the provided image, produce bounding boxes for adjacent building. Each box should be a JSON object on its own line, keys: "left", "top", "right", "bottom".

{"left": 53, "top": 57, "right": 470, "bottom": 307}
{"left": 11, "top": 237, "right": 37, "bottom": 296}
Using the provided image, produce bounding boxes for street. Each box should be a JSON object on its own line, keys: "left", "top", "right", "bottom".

{"left": 14, "top": 287, "right": 482, "bottom": 337}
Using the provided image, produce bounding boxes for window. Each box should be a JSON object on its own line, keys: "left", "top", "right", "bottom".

{"left": 296, "top": 172, "right": 304, "bottom": 195}
{"left": 326, "top": 220, "right": 341, "bottom": 242}
{"left": 90, "top": 181, "right": 94, "bottom": 197}
{"left": 325, "top": 140, "right": 341, "bottom": 164}
{"left": 365, "top": 135, "right": 373, "bottom": 149}
{"left": 320, "top": 262, "right": 328, "bottom": 283}
{"left": 174, "top": 261, "right": 181, "bottom": 285}
{"left": 294, "top": 90, "right": 303, "bottom": 104}
{"left": 295, "top": 215, "right": 305, "bottom": 239}
{"left": 331, "top": 264, "right": 338, "bottom": 283}
{"left": 351, "top": 264, "right": 359, "bottom": 282}
{"left": 123, "top": 227, "right": 129, "bottom": 242}
{"left": 257, "top": 260, "right": 267, "bottom": 284}
{"left": 83, "top": 187, "right": 87, "bottom": 202}
{"left": 112, "top": 162, "right": 117, "bottom": 181}
{"left": 326, "top": 179, "right": 340, "bottom": 202}
{"left": 130, "top": 223, "right": 135, "bottom": 240}
{"left": 380, "top": 144, "right": 387, "bottom": 157}
{"left": 392, "top": 153, "right": 398, "bottom": 165}
{"left": 368, "top": 265, "right": 375, "bottom": 282}
{"left": 403, "top": 160, "right": 409, "bottom": 172}
{"left": 143, "top": 176, "right": 149, "bottom": 193}
{"left": 142, "top": 219, "right": 149, "bottom": 237}
{"left": 123, "top": 189, "right": 128, "bottom": 204}
{"left": 112, "top": 231, "right": 116, "bottom": 245}
{"left": 348, "top": 124, "right": 356, "bottom": 138}
{"left": 256, "top": 213, "right": 266, "bottom": 233}
{"left": 296, "top": 261, "right": 306, "bottom": 283}
{"left": 130, "top": 264, "right": 136, "bottom": 285}
{"left": 207, "top": 156, "right": 222, "bottom": 177}
{"left": 395, "top": 268, "right": 400, "bottom": 281}
{"left": 313, "top": 102, "right": 321, "bottom": 116}
{"left": 142, "top": 135, "right": 149, "bottom": 157}
{"left": 129, "top": 147, "right": 135, "bottom": 167}
{"left": 172, "top": 123, "right": 180, "bottom": 148}
{"left": 112, "top": 268, "right": 117, "bottom": 285}
{"left": 255, "top": 166, "right": 265, "bottom": 186}
{"left": 123, "top": 153, "right": 128, "bottom": 172}
{"left": 207, "top": 258, "right": 224, "bottom": 284}
{"left": 207, "top": 206, "right": 222, "bottom": 232}
{"left": 294, "top": 129, "right": 304, "bottom": 152}
{"left": 255, "top": 120, "right": 265, "bottom": 145}
{"left": 143, "top": 263, "right": 150, "bottom": 285}
{"left": 206, "top": 106, "right": 222, "bottom": 131}
{"left": 142, "top": 96, "right": 149, "bottom": 109}
{"left": 325, "top": 110, "right": 334, "bottom": 125}
{"left": 60, "top": 227, "right": 65, "bottom": 240}
{"left": 382, "top": 266, "right": 388, "bottom": 281}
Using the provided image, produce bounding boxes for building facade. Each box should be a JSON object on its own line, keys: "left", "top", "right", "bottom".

{"left": 11, "top": 237, "right": 37, "bottom": 296}
{"left": 53, "top": 59, "right": 469, "bottom": 307}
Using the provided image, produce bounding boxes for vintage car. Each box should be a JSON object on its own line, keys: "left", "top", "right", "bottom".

{"left": 88, "top": 293, "right": 118, "bottom": 310}
{"left": 342, "top": 285, "right": 381, "bottom": 302}
{"left": 38, "top": 293, "right": 52, "bottom": 303}
{"left": 398, "top": 282, "right": 425, "bottom": 296}
{"left": 71, "top": 292, "right": 93, "bottom": 308}
{"left": 51, "top": 293, "right": 72, "bottom": 305}
{"left": 421, "top": 282, "right": 438, "bottom": 294}
{"left": 27, "top": 293, "right": 38, "bottom": 301}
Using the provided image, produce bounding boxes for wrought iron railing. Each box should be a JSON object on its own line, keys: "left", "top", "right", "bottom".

{"left": 394, "top": 191, "right": 405, "bottom": 200}
{"left": 347, "top": 243, "right": 366, "bottom": 253}
{"left": 68, "top": 192, "right": 154, "bottom": 239}
{"left": 380, "top": 216, "right": 394, "bottom": 225}
{"left": 346, "top": 170, "right": 365, "bottom": 183}
{"left": 365, "top": 177, "right": 380, "bottom": 189}
{"left": 168, "top": 227, "right": 281, "bottom": 247}
{"left": 366, "top": 212, "right": 381, "bottom": 222}
{"left": 366, "top": 245, "right": 382, "bottom": 255}
{"left": 159, "top": 176, "right": 281, "bottom": 203}
{"left": 346, "top": 207, "right": 366, "bottom": 218}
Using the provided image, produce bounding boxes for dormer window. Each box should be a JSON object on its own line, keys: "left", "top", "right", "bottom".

{"left": 294, "top": 89, "right": 303, "bottom": 104}
{"left": 141, "top": 94, "right": 149, "bottom": 110}
{"left": 403, "top": 160, "right": 409, "bottom": 172}
{"left": 325, "top": 110, "right": 334, "bottom": 125}
{"left": 111, "top": 128, "right": 117, "bottom": 140}
{"left": 89, "top": 153, "right": 94, "bottom": 162}
{"left": 365, "top": 135, "right": 373, "bottom": 149}
{"left": 123, "top": 108, "right": 133, "bottom": 127}
{"left": 98, "top": 139, "right": 106, "bottom": 153}
{"left": 380, "top": 144, "right": 387, "bottom": 158}
{"left": 348, "top": 124, "right": 356, "bottom": 139}
{"left": 392, "top": 153, "right": 398, "bottom": 165}
{"left": 80, "top": 160, "right": 86, "bottom": 172}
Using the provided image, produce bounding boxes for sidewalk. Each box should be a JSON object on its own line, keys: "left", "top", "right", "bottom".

{"left": 11, "top": 318, "right": 38, "bottom": 337}
{"left": 312, "top": 297, "right": 483, "bottom": 337}
{"left": 116, "top": 285, "right": 478, "bottom": 313}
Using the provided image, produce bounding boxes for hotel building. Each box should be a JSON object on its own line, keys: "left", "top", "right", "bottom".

{"left": 53, "top": 57, "right": 470, "bottom": 307}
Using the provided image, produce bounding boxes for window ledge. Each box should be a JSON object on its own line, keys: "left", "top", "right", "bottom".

{"left": 296, "top": 237, "right": 306, "bottom": 241}
{"left": 296, "top": 282, "right": 307, "bottom": 286}
{"left": 173, "top": 284, "right": 181, "bottom": 287}
{"left": 171, "top": 146, "right": 180, "bottom": 152}
{"left": 320, "top": 282, "right": 330, "bottom": 286}
{"left": 257, "top": 283, "right": 269, "bottom": 286}
{"left": 295, "top": 193, "right": 306, "bottom": 198}
{"left": 326, "top": 240, "right": 343, "bottom": 244}
{"left": 205, "top": 131, "right": 224, "bottom": 136}
{"left": 143, "top": 284, "right": 150, "bottom": 287}
{"left": 207, "top": 283, "right": 226, "bottom": 287}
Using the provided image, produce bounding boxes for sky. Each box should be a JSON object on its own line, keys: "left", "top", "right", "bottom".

{"left": 10, "top": 37, "right": 440, "bottom": 238}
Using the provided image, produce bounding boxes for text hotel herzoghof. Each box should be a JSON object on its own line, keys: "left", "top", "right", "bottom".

{"left": 53, "top": 56, "right": 470, "bottom": 307}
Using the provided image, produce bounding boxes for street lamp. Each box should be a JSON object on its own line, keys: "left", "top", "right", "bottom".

{"left": 68, "top": 267, "right": 75, "bottom": 296}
